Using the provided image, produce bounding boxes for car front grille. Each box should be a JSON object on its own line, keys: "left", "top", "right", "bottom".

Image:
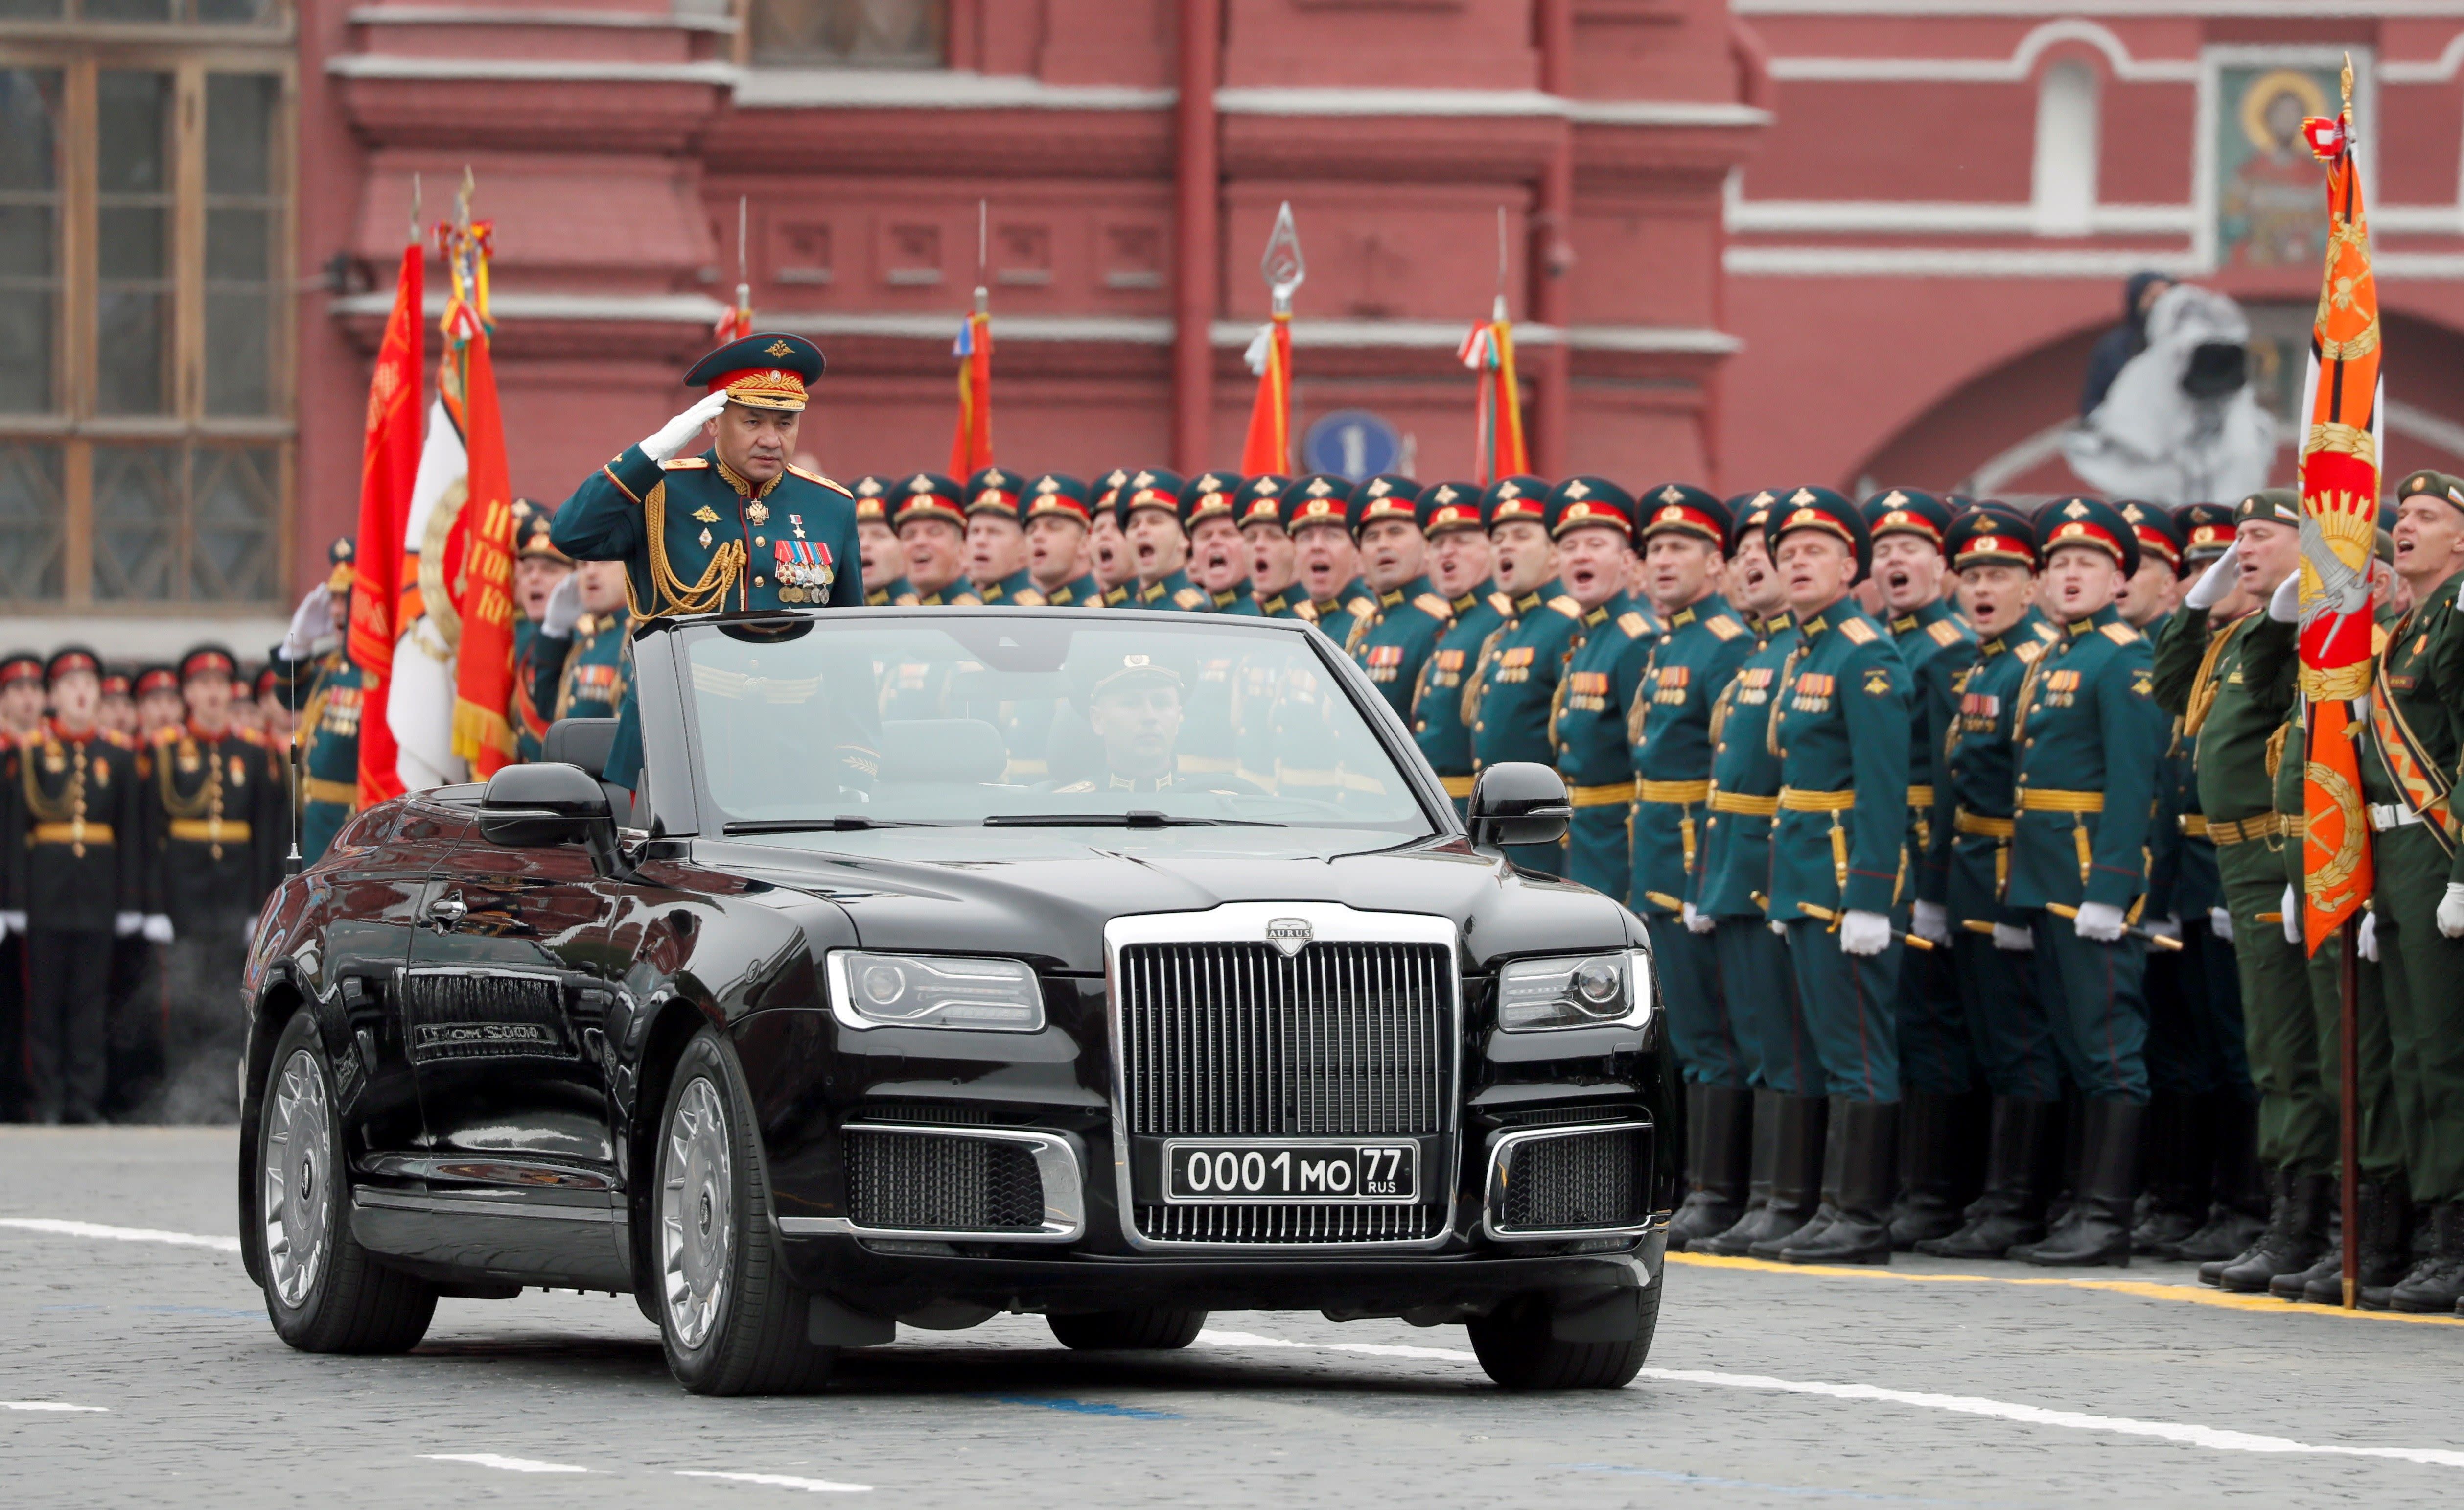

{"left": 843, "top": 1129, "right": 1045, "bottom": 1233}
{"left": 1496, "top": 1125, "right": 1650, "bottom": 1234}
{"left": 1135, "top": 1203, "right": 1448, "bottom": 1245}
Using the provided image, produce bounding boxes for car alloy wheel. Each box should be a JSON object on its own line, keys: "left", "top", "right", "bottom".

{"left": 262, "top": 1047, "right": 334, "bottom": 1309}
{"left": 661, "top": 1074, "right": 735, "bottom": 1350}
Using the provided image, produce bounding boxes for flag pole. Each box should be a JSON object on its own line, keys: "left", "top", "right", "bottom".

{"left": 2340, "top": 911, "right": 2360, "bottom": 1307}
{"left": 736, "top": 193, "right": 749, "bottom": 333}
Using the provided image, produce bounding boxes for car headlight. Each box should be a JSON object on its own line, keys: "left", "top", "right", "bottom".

{"left": 826, "top": 951, "right": 1046, "bottom": 1032}
{"left": 1495, "top": 949, "right": 1654, "bottom": 1032}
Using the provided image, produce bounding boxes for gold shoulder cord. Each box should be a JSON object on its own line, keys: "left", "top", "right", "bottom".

{"left": 1764, "top": 643, "right": 1807, "bottom": 759}
{"left": 1458, "top": 624, "right": 1507, "bottom": 728}
{"left": 157, "top": 739, "right": 219, "bottom": 823}
{"left": 22, "top": 739, "right": 79, "bottom": 825}
{"left": 629, "top": 479, "right": 745, "bottom": 619}
{"left": 2181, "top": 615, "right": 2247, "bottom": 738}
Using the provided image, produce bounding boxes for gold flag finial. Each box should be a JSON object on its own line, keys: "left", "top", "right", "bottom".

{"left": 2342, "top": 51, "right": 2354, "bottom": 111}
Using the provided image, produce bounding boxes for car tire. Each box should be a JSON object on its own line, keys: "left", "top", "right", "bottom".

{"left": 253, "top": 1009, "right": 437, "bottom": 1354}
{"left": 1047, "top": 1308, "right": 1209, "bottom": 1351}
{"left": 1467, "top": 1283, "right": 1660, "bottom": 1390}
{"left": 654, "top": 1026, "right": 836, "bottom": 1396}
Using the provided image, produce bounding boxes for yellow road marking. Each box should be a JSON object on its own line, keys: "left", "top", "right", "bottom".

{"left": 1667, "top": 1250, "right": 2464, "bottom": 1326}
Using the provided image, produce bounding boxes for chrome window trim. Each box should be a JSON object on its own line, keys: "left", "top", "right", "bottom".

{"left": 1479, "top": 1121, "right": 1658, "bottom": 1242}
{"left": 1104, "top": 902, "right": 1463, "bottom": 1253}
{"left": 776, "top": 1125, "right": 1084, "bottom": 1243}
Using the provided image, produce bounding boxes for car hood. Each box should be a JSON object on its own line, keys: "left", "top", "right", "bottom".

{"left": 689, "top": 828, "right": 1637, "bottom": 974}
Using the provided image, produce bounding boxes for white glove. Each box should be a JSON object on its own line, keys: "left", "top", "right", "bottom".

{"left": 2357, "top": 909, "right": 2378, "bottom": 962}
{"left": 2073, "top": 901, "right": 2127, "bottom": 942}
{"left": 2184, "top": 544, "right": 2240, "bottom": 609}
{"left": 280, "top": 582, "right": 334, "bottom": 659}
{"left": 2440, "top": 883, "right": 2464, "bottom": 940}
{"left": 2282, "top": 885, "right": 2302, "bottom": 944}
{"left": 2211, "top": 906, "right": 2234, "bottom": 941}
{"left": 142, "top": 914, "right": 174, "bottom": 944}
{"left": 1992, "top": 922, "right": 2035, "bottom": 952}
{"left": 1839, "top": 909, "right": 1892, "bottom": 957}
{"left": 2142, "top": 913, "right": 2182, "bottom": 942}
{"left": 0, "top": 909, "right": 23, "bottom": 938}
{"left": 541, "top": 570, "right": 583, "bottom": 638}
{"left": 1911, "top": 900, "right": 1951, "bottom": 945}
{"left": 114, "top": 911, "right": 143, "bottom": 938}
{"left": 2268, "top": 571, "right": 2301, "bottom": 624}
{"left": 1769, "top": 917, "right": 1789, "bottom": 937}
{"left": 1682, "top": 901, "right": 1713, "bottom": 936}
{"left": 641, "top": 390, "right": 730, "bottom": 463}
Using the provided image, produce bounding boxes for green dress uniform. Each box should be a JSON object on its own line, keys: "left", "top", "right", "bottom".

{"left": 549, "top": 333, "right": 867, "bottom": 793}
{"left": 975, "top": 568, "right": 1046, "bottom": 607}
{"left": 1551, "top": 590, "right": 1654, "bottom": 896}
{"left": 1340, "top": 475, "right": 1452, "bottom": 719}
{"left": 962, "top": 469, "right": 1049, "bottom": 608}
{"left": 1125, "top": 571, "right": 1208, "bottom": 612}
{"left": 1210, "top": 582, "right": 1260, "bottom": 615}
{"left": 1045, "top": 575, "right": 1105, "bottom": 608}
{"left": 1466, "top": 589, "right": 1585, "bottom": 875}
{"left": 510, "top": 498, "right": 571, "bottom": 764}
{"left": 1413, "top": 589, "right": 1510, "bottom": 812}
{"left": 284, "top": 647, "right": 364, "bottom": 866}
{"left": 533, "top": 609, "right": 633, "bottom": 724}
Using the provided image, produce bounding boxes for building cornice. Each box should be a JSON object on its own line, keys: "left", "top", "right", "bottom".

{"left": 346, "top": 5, "right": 738, "bottom": 32}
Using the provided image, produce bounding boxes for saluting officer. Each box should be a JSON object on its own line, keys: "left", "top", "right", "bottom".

{"left": 1, "top": 649, "right": 151, "bottom": 1124}
{"left": 1346, "top": 474, "right": 1456, "bottom": 719}
{"left": 962, "top": 467, "right": 1047, "bottom": 606}
{"left": 1408, "top": 481, "right": 1509, "bottom": 813}
{"left": 1860, "top": 489, "right": 1981, "bottom": 1250}
{"left": 1465, "top": 476, "right": 1581, "bottom": 875}
{"left": 1999, "top": 497, "right": 2166, "bottom": 1267}
{"left": 552, "top": 332, "right": 865, "bottom": 793}
{"left": 1180, "top": 472, "right": 1256, "bottom": 613}
{"left": 1626, "top": 485, "right": 1757, "bottom": 1248}
{"left": 1694, "top": 492, "right": 1818, "bottom": 1259}
{"left": 274, "top": 538, "right": 365, "bottom": 865}
{"left": 1287, "top": 476, "right": 1378, "bottom": 648}
{"left": 1543, "top": 478, "right": 1654, "bottom": 896}
{"left": 849, "top": 477, "right": 912, "bottom": 605}
{"left": 509, "top": 498, "right": 575, "bottom": 764}
{"left": 1916, "top": 507, "right": 2067, "bottom": 1261}
{"left": 1023, "top": 474, "right": 1106, "bottom": 607}
{"left": 1239, "top": 476, "right": 1317, "bottom": 621}
{"left": 1115, "top": 469, "right": 1209, "bottom": 611}
{"left": 1755, "top": 488, "right": 1912, "bottom": 1267}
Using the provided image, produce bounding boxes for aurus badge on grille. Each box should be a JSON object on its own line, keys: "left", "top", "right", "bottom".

{"left": 1264, "top": 918, "right": 1313, "bottom": 957}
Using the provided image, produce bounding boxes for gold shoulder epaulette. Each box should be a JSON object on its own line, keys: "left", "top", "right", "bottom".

{"left": 1706, "top": 614, "right": 1745, "bottom": 640}
{"left": 1838, "top": 616, "right": 1878, "bottom": 645}
{"left": 1294, "top": 599, "right": 1321, "bottom": 622}
{"left": 2015, "top": 639, "right": 2049, "bottom": 664}
{"left": 785, "top": 463, "right": 852, "bottom": 496}
{"left": 2100, "top": 621, "right": 2141, "bottom": 645}
{"left": 1016, "top": 588, "right": 1047, "bottom": 607}
{"left": 2371, "top": 621, "right": 2391, "bottom": 656}
{"left": 1487, "top": 591, "right": 1514, "bottom": 616}
{"left": 1547, "top": 595, "right": 1583, "bottom": 620}
{"left": 661, "top": 457, "right": 710, "bottom": 471}
{"left": 2032, "top": 621, "right": 2060, "bottom": 641}
{"left": 1927, "top": 618, "right": 1966, "bottom": 648}
{"left": 1174, "top": 587, "right": 1205, "bottom": 609}
{"left": 1347, "top": 595, "right": 1377, "bottom": 620}
{"left": 149, "top": 725, "right": 178, "bottom": 747}
{"left": 1617, "top": 611, "right": 1649, "bottom": 637}
{"left": 893, "top": 591, "right": 920, "bottom": 606}
{"left": 1416, "top": 592, "right": 1454, "bottom": 620}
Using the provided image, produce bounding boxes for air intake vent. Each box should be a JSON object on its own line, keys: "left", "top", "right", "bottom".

{"left": 844, "top": 1130, "right": 1045, "bottom": 1233}
{"left": 1495, "top": 1126, "right": 1650, "bottom": 1235}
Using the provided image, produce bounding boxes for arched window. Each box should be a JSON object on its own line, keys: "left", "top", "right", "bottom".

{"left": 2032, "top": 60, "right": 2101, "bottom": 238}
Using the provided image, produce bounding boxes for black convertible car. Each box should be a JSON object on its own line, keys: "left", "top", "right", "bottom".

{"left": 237, "top": 608, "right": 1673, "bottom": 1394}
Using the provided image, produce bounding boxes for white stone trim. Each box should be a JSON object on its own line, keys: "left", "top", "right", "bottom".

{"left": 329, "top": 291, "right": 730, "bottom": 323}
{"left": 1215, "top": 87, "right": 1768, "bottom": 126}
{"left": 2380, "top": 33, "right": 2464, "bottom": 83}
{"left": 731, "top": 68, "right": 1174, "bottom": 111}
{"left": 1726, "top": 245, "right": 2204, "bottom": 277}
{"left": 1768, "top": 19, "right": 2199, "bottom": 83}
{"left": 346, "top": 5, "right": 738, "bottom": 32}
{"left": 1726, "top": 196, "right": 2191, "bottom": 235}
{"left": 1565, "top": 100, "right": 1775, "bottom": 128}
{"left": 765, "top": 312, "right": 1176, "bottom": 343}
{"left": 326, "top": 55, "right": 739, "bottom": 84}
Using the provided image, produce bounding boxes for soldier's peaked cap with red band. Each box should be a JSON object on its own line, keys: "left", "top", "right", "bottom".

{"left": 2117, "top": 499, "right": 2185, "bottom": 576}
{"left": 1281, "top": 474, "right": 1354, "bottom": 532}
{"left": 1178, "top": 471, "right": 1245, "bottom": 530}
{"left": 1765, "top": 486, "right": 1872, "bottom": 578}
{"left": 2039, "top": 496, "right": 2140, "bottom": 578}
{"left": 1347, "top": 474, "right": 1423, "bottom": 533}
{"left": 964, "top": 466, "right": 1025, "bottom": 519}
{"left": 0, "top": 650, "right": 42, "bottom": 688}
{"left": 1417, "top": 480, "right": 1486, "bottom": 536}
{"left": 682, "top": 332, "right": 824, "bottom": 413}
{"left": 1860, "top": 488, "right": 1953, "bottom": 553}
{"left": 1945, "top": 503, "right": 2038, "bottom": 571}
{"left": 1114, "top": 468, "right": 1186, "bottom": 526}
{"left": 1482, "top": 474, "right": 1550, "bottom": 527}
{"left": 1640, "top": 483, "right": 1728, "bottom": 545}
{"left": 178, "top": 643, "right": 239, "bottom": 683}
{"left": 1545, "top": 476, "right": 1636, "bottom": 541}
{"left": 1237, "top": 474, "right": 1293, "bottom": 528}
{"left": 45, "top": 645, "right": 102, "bottom": 685}
{"left": 1725, "top": 491, "right": 1780, "bottom": 557}
{"left": 1023, "top": 473, "right": 1093, "bottom": 524}
{"left": 891, "top": 473, "right": 967, "bottom": 530}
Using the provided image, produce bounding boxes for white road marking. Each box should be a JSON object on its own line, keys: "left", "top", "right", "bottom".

{"left": 421, "top": 1453, "right": 589, "bottom": 1474}
{"left": 1, "top": 1403, "right": 108, "bottom": 1413}
{"left": 0, "top": 1218, "right": 241, "bottom": 1254}
{"left": 675, "top": 1471, "right": 872, "bottom": 1493}
{"left": 1197, "top": 1329, "right": 2464, "bottom": 1470}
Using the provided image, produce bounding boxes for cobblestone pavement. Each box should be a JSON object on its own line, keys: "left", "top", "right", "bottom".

{"left": 3, "top": 1128, "right": 2457, "bottom": 1508}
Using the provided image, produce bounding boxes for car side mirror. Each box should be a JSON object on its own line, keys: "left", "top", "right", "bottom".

{"left": 480, "top": 761, "right": 620, "bottom": 875}
{"left": 1466, "top": 763, "right": 1573, "bottom": 851}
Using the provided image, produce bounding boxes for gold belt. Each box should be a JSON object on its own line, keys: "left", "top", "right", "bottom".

{"left": 2018, "top": 788, "right": 2104, "bottom": 814}
{"left": 2208, "top": 812, "right": 2283, "bottom": 847}
{"left": 29, "top": 822, "right": 113, "bottom": 846}
{"left": 300, "top": 775, "right": 361, "bottom": 807}
{"left": 1636, "top": 779, "right": 1711, "bottom": 804}
{"left": 1439, "top": 774, "right": 1476, "bottom": 799}
{"left": 1777, "top": 786, "right": 1856, "bottom": 812}
{"left": 2177, "top": 813, "right": 2208, "bottom": 838}
{"left": 1953, "top": 810, "right": 2015, "bottom": 839}
{"left": 168, "top": 819, "right": 250, "bottom": 843}
{"left": 1709, "top": 789, "right": 1779, "bottom": 816}
{"left": 1565, "top": 780, "right": 1634, "bottom": 809}
{"left": 1907, "top": 784, "right": 1936, "bottom": 808}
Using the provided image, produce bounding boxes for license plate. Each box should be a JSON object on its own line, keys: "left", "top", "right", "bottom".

{"left": 1162, "top": 1141, "right": 1418, "bottom": 1204}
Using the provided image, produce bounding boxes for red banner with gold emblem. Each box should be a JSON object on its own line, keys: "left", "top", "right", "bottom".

{"left": 347, "top": 241, "right": 422, "bottom": 806}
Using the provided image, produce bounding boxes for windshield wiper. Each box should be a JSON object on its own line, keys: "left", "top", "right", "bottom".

{"left": 982, "top": 810, "right": 1282, "bottom": 828}
{"left": 723, "top": 816, "right": 943, "bottom": 834}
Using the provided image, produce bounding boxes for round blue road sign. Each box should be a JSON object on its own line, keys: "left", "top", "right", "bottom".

{"left": 1302, "top": 410, "right": 1401, "bottom": 482}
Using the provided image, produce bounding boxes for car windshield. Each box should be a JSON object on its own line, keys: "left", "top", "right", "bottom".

{"left": 672, "top": 613, "right": 1438, "bottom": 840}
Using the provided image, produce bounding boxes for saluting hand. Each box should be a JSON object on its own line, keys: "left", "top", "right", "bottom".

{"left": 642, "top": 390, "right": 731, "bottom": 463}
{"left": 2183, "top": 544, "right": 2240, "bottom": 610}
{"left": 541, "top": 571, "right": 584, "bottom": 639}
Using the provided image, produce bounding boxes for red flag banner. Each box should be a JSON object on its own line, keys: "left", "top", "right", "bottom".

{"left": 2296, "top": 66, "right": 2382, "bottom": 952}
{"left": 1241, "top": 311, "right": 1293, "bottom": 475}
{"left": 1458, "top": 304, "right": 1529, "bottom": 485}
{"left": 348, "top": 241, "right": 423, "bottom": 806}
{"left": 449, "top": 327, "right": 517, "bottom": 778}
{"left": 950, "top": 308, "right": 992, "bottom": 475}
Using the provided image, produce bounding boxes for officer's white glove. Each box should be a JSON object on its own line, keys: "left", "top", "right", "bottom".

{"left": 2267, "top": 571, "right": 2301, "bottom": 624}
{"left": 2210, "top": 906, "right": 2234, "bottom": 941}
{"left": 1682, "top": 901, "right": 1713, "bottom": 936}
{"left": 640, "top": 390, "right": 731, "bottom": 464}
{"left": 2073, "top": 901, "right": 2127, "bottom": 943}
{"left": 1992, "top": 922, "right": 2035, "bottom": 952}
{"left": 114, "top": 911, "right": 143, "bottom": 938}
{"left": 2142, "top": 913, "right": 2182, "bottom": 942}
{"left": 280, "top": 582, "right": 334, "bottom": 660}
{"left": 1911, "top": 900, "right": 1951, "bottom": 945}
{"left": 2357, "top": 909, "right": 2378, "bottom": 962}
{"left": 2281, "top": 884, "right": 2302, "bottom": 944}
{"left": 541, "top": 570, "right": 583, "bottom": 639}
{"left": 142, "top": 914, "right": 174, "bottom": 944}
{"left": 2439, "top": 883, "right": 2464, "bottom": 940}
{"left": 2184, "top": 544, "right": 2241, "bottom": 610}
{"left": 1768, "top": 917, "right": 1789, "bottom": 938}
{"left": 0, "top": 910, "right": 23, "bottom": 938}
{"left": 1839, "top": 909, "right": 1892, "bottom": 957}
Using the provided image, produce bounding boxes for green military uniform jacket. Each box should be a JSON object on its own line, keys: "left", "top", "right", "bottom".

{"left": 532, "top": 610, "right": 633, "bottom": 725}
{"left": 1411, "top": 590, "right": 1512, "bottom": 798}
{"left": 512, "top": 619, "right": 553, "bottom": 764}
{"left": 277, "top": 648, "right": 363, "bottom": 861}
{"left": 865, "top": 575, "right": 912, "bottom": 607}
{"left": 974, "top": 568, "right": 1047, "bottom": 607}
{"left": 2150, "top": 606, "right": 2298, "bottom": 825}
{"left": 1628, "top": 593, "right": 1754, "bottom": 916}
{"left": 1767, "top": 600, "right": 1912, "bottom": 920}
{"left": 1126, "top": 570, "right": 1209, "bottom": 612}
{"left": 903, "top": 582, "right": 982, "bottom": 607}
{"left": 1467, "top": 590, "right": 1586, "bottom": 779}
{"left": 1210, "top": 581, "right": 1262, "bottom": 616}
{"left": 1313, "top": 577, "right": 1380, "bottom": 653}
{"left": 2007, "top": 604, "right": 2166, "bottom": 911}
{"left": 1888, "top": 598, "right": 1978, "bottom": 905}
{"left": 1043, "top": 574, "right": 1106, "bottom": 608}
{"left": 2360, "top": 571, "right": 2464, "bottom": 882}
{"left": 1935, "top": 610, "right": 2058, "bottom": 926}
{"left": 1350, "top": 576, "right": 1454, "bottom": 720}
{"left": 1697, "top": 611, "right": 1799, "bottom": 918}
{"left": 1256, "top": 586, "right": 1319, "bottom": 622}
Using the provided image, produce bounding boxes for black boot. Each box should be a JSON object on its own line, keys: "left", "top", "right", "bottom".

{"left": 1668, "top": 1083, "right": 1753, "bottom": 1250}
{"left": 1749, "top": 1095, "right": 1840, "bottom": 1258}
{"left": 2131, "top": 1090, "right": 2206, "bottom": 1255}
{"left": 2168, "top": 1093, "right": 2268, "bottom": 1263}
{"left": 1777, "top": 1099, "right": 1898, "bottom": 1265}
{"left": 2212, "top": 1172, "right": 2331, "bottom": 1292}
{"left": 1916, "top": 1097, "right": 2059, "bottom": 1259}
{"left": 2017, "top": 1098, "right": 2142, "bottom": 1267}
{"left": 1698, "top": 1088, "right": 1782, "bottom": 1256}
{"left": 2306, "top": 1182, "right": 2410, "bottom": 1304}
{"left": 2386, "top": 1200, "right": 2464, "bottom": 1313}
{"left": 1887, "top": 1090, "right": 1968, "bottom": 1250}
